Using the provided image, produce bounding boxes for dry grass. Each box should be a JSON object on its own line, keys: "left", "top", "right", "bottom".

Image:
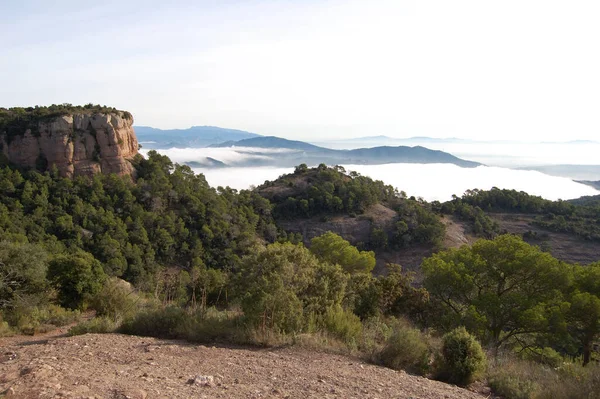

{"left": 488, "top": 354, "right": 600, "bottom": 399}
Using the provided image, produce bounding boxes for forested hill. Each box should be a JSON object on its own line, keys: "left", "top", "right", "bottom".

{"left": 441, "top": 187, "right": 600, "bottom": 264}
{"left": 2, "top": 152, "right": 600, "bottom": 397}
{"left": 256, "top": 164, "right": 447, "bottom": 271}
{"left": 0, "top": 150, "right": 278, "bottom": 287}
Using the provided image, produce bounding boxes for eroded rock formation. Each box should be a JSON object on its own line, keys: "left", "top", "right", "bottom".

{"left": 0, "top": 112, "right": 139, "bottom": 178}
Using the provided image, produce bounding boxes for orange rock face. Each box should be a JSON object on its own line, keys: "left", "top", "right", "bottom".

{"left": 0, "top": 112, "right": 139, "bottom": 178}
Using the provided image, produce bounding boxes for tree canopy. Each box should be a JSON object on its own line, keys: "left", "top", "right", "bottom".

{"left": 422, "top": 234, "right": 571, "bottom": 350}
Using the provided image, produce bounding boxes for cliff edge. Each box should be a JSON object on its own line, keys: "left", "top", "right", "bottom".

{"left": 0, "top": 107, "right": 139, "bottom": 178}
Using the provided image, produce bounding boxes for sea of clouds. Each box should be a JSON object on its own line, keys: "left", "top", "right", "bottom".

{"left": 193, "top": 164, "right": 598, "bottom": 202}
{"left": 140, "top": 147, "right": 600, "bottom": 202}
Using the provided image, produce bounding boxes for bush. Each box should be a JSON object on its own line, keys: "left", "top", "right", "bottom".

{"left": 69, "top": 317, "right": 118, "bottom": 336}
{"left": 378, "top": 320, "right": 430, "bottom": 375}
{"left": 359, "top": 316, "right": 396, "bottom": 357}
{"left": 519, "top": 346, "right": 564, "bottom": 368}
{"left": 0, "top": 315, "right": 13, "bottom": 337}
{"left": 119, "top": 306, "right": 187, "bottom": 339}
{"left": 322, "top": 305, "right": 363, "bottom": 346}
{"left": 488, "top": 356, "right": 600, "bottom": 399}
{"left": 175, "top": 307, "right": 243, "bottom": 344}
{"left": 90, "top": 278, "right": 138, "bottom": 321}
{"left": 5, "top": 297, "right": 80, "bottom": 335}
{"left": 436, "top": 327, "right": 486, "bottom": 385}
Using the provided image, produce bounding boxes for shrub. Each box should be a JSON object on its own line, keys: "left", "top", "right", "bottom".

{"left": 0, "top": 315, "right": 13, "bottom": 337}
{"left": 378, "top": 320, "right": 431, "bottom": 375}
{"left": 175, "top": 307, "right": 243, "bottom": 344}
{"left": 487, "top": 356, "right": 546, "bottom": 399}
{"left": 6, "top": 297, "right": 80, "bottom": 335}
{"left": 69, "top": 317, "right": 118, "bottom": 336}
{"left": 488, "top": 356, "right": 600, "bottom": 399}
{"left": 90, "top": 278, "right": 138, "bottom": 321}
{"left": 436, "top": 327, "right": 486, "bottom": 385}
{"left": 119, "top": 306, "right": 187, "bottom": 338}
{"left": 322, "top": 305, "right": 362, "bottom": 346}
{"left": 360, "top": 316, "right": 396, "bottom": 357}
{"left": 519, "top": 346, "right": 564, "bottom": 368}
{"left": 38, "top": 304, "right": 80, "bottom": 327}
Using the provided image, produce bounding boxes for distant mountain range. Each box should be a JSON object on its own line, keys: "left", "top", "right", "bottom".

{"left": 135, "top": 126, "right": 261, "bottom": 148}
{"left": 576, "top": 180, "right": 600, "bottom": 190}
{"left": 134, "top": 126, "right": 484, "bottom": 168}
{"left": 517, "top": 165, "right": 600, "bottom": 181}
{"left": 207, "top": 136, "right": 481, "bottom": 168}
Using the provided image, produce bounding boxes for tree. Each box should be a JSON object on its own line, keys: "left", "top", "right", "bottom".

{"left": 310, "top": 231, "right": 375, "bottom": 274}
{"left": 422, "top": 234, "right": 570, "bottom": 351}
{"left": 568, "top": 263, "right": 600, "bottom": 365}
{"left": 0, "top": 242, "right": 48, "bottom": 311}
{"left": 48, "top": 252, "right": 106, "bottom": 309}
{"left": 234, "top": 242, "right": 347, "bottom": 333}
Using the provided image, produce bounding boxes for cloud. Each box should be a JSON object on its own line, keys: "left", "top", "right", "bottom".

{"left": 193, "top": 163, "right": 599, "bottom": 202}
{"left": 139, "top": 147, "right": 299, "bottom": 166}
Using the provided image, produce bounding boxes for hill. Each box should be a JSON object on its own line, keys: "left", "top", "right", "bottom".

{"left": 210, "top": 136, "right": 480, "bottom": 168}
{"left": 1, "top": 153, "right": 600, "bottom": 397}
{"left": 135, "top": 125, "right": 262, "bottom": 148}
{"left": 576, "top": 180, "right": 600, "bottom": 190}
{"left": 516, "top": 164, "right": 600, "bottom": 180}
{"left": 257, "top": 169, "right": 600, "bottom": 269}
{"left": 256, "top": 164, "right": 448, "bottom": 272}
{"left": 441, "top": 188, "right": 600, "bottom": 264}
{"left": 210, "top": 135, "right": 329, "bottom": 152}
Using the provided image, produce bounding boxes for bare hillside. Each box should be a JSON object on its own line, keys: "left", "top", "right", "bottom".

{"left": 491, "top": 213, "right": 600, "bottom": 265}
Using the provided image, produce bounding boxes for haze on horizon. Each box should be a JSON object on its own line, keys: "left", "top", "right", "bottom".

{"left": 2, "top": 0, "right": 600, "bottom": 143}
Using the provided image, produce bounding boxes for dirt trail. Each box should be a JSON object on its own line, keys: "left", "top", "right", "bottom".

{"left": 1, "top": 332, "right": 486, "bottom": 399}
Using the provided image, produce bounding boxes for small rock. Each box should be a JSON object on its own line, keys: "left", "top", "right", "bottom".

{"left": 188, "top": 375, "right": 215, "bottom": 387}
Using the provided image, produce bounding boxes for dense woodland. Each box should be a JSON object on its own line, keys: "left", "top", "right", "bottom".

{"left": 1, "top": 155, "right": 600, "bottom": 397}
{"left": 260, "top": 164, "right": 446, "bottom": 249}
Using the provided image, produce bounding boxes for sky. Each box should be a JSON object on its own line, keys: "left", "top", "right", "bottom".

{"left": 2, "top": 0, "right": 600, "bottom": 141}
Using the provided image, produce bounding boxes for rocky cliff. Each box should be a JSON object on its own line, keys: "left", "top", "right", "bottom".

{"left": 0, "top": 112, "right": 139, "bottom": 178}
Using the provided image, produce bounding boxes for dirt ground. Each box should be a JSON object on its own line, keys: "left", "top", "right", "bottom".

{"left": 0, "top": 331, "right": 487, "bottom": 399}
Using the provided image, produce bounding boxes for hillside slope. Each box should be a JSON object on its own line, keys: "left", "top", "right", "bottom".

{"left": 0, "top": 333, "right": 485, "bottom": 399}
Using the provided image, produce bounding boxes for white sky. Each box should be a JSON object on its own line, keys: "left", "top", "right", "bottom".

{"left": 2, "top": 0, "right": 600, "bottom": 141}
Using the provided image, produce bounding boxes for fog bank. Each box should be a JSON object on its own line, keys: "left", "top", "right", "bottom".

{"left": 193, "top": 163, "right": 599, "bottom": 202}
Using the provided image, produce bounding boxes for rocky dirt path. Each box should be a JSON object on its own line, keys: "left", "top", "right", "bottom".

{"left": 1, "top": 333, "right": 486, "bottom": 399}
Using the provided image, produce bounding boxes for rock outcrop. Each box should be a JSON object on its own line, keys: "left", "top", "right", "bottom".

{"left": 0, "top": 112, "right": 139, "bottom": 178}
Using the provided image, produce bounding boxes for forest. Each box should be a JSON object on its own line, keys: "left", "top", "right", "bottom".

{"left": 1, "top": 157, "right": 599, "bottom": 398}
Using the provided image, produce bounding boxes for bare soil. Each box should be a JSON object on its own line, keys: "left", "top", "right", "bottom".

{"left": 0, "top": 332, "right": 487, "bottom": 399}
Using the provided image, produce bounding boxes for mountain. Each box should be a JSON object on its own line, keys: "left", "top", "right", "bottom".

{"left": 210, "top": 136, "right": 327, "bottom": 152}
{"left": 576, "top": 180, "right": 600, "bottom": 190}
{"left": 1, "top": 105, "right": 138, "bottom": 178}
{"left": 208, "top": 136, "right": 480, "bottom": 168}
{"left": 134, "top": 125, "right": 261, "bottom": 148}
{"left": 516, "top": 165, "right": 600, "bottom": 180}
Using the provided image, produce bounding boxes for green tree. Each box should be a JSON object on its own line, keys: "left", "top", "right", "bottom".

{"left": 310, "top": 231, "right": 375, "bottom": 274}
{"left": 568, "top": 263, "right": 600, "bottom": 365}
{"left": 422, "top": 234, "right": 570, "bottom": 351}
{"left": 0, "top": 242, "right": 48, "bottom": 311}
{"left": 48, "top": 252, "right": 106, "bottom": 309}
{"left": 235, "top": 242, "right": 347, "bottom": 333}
